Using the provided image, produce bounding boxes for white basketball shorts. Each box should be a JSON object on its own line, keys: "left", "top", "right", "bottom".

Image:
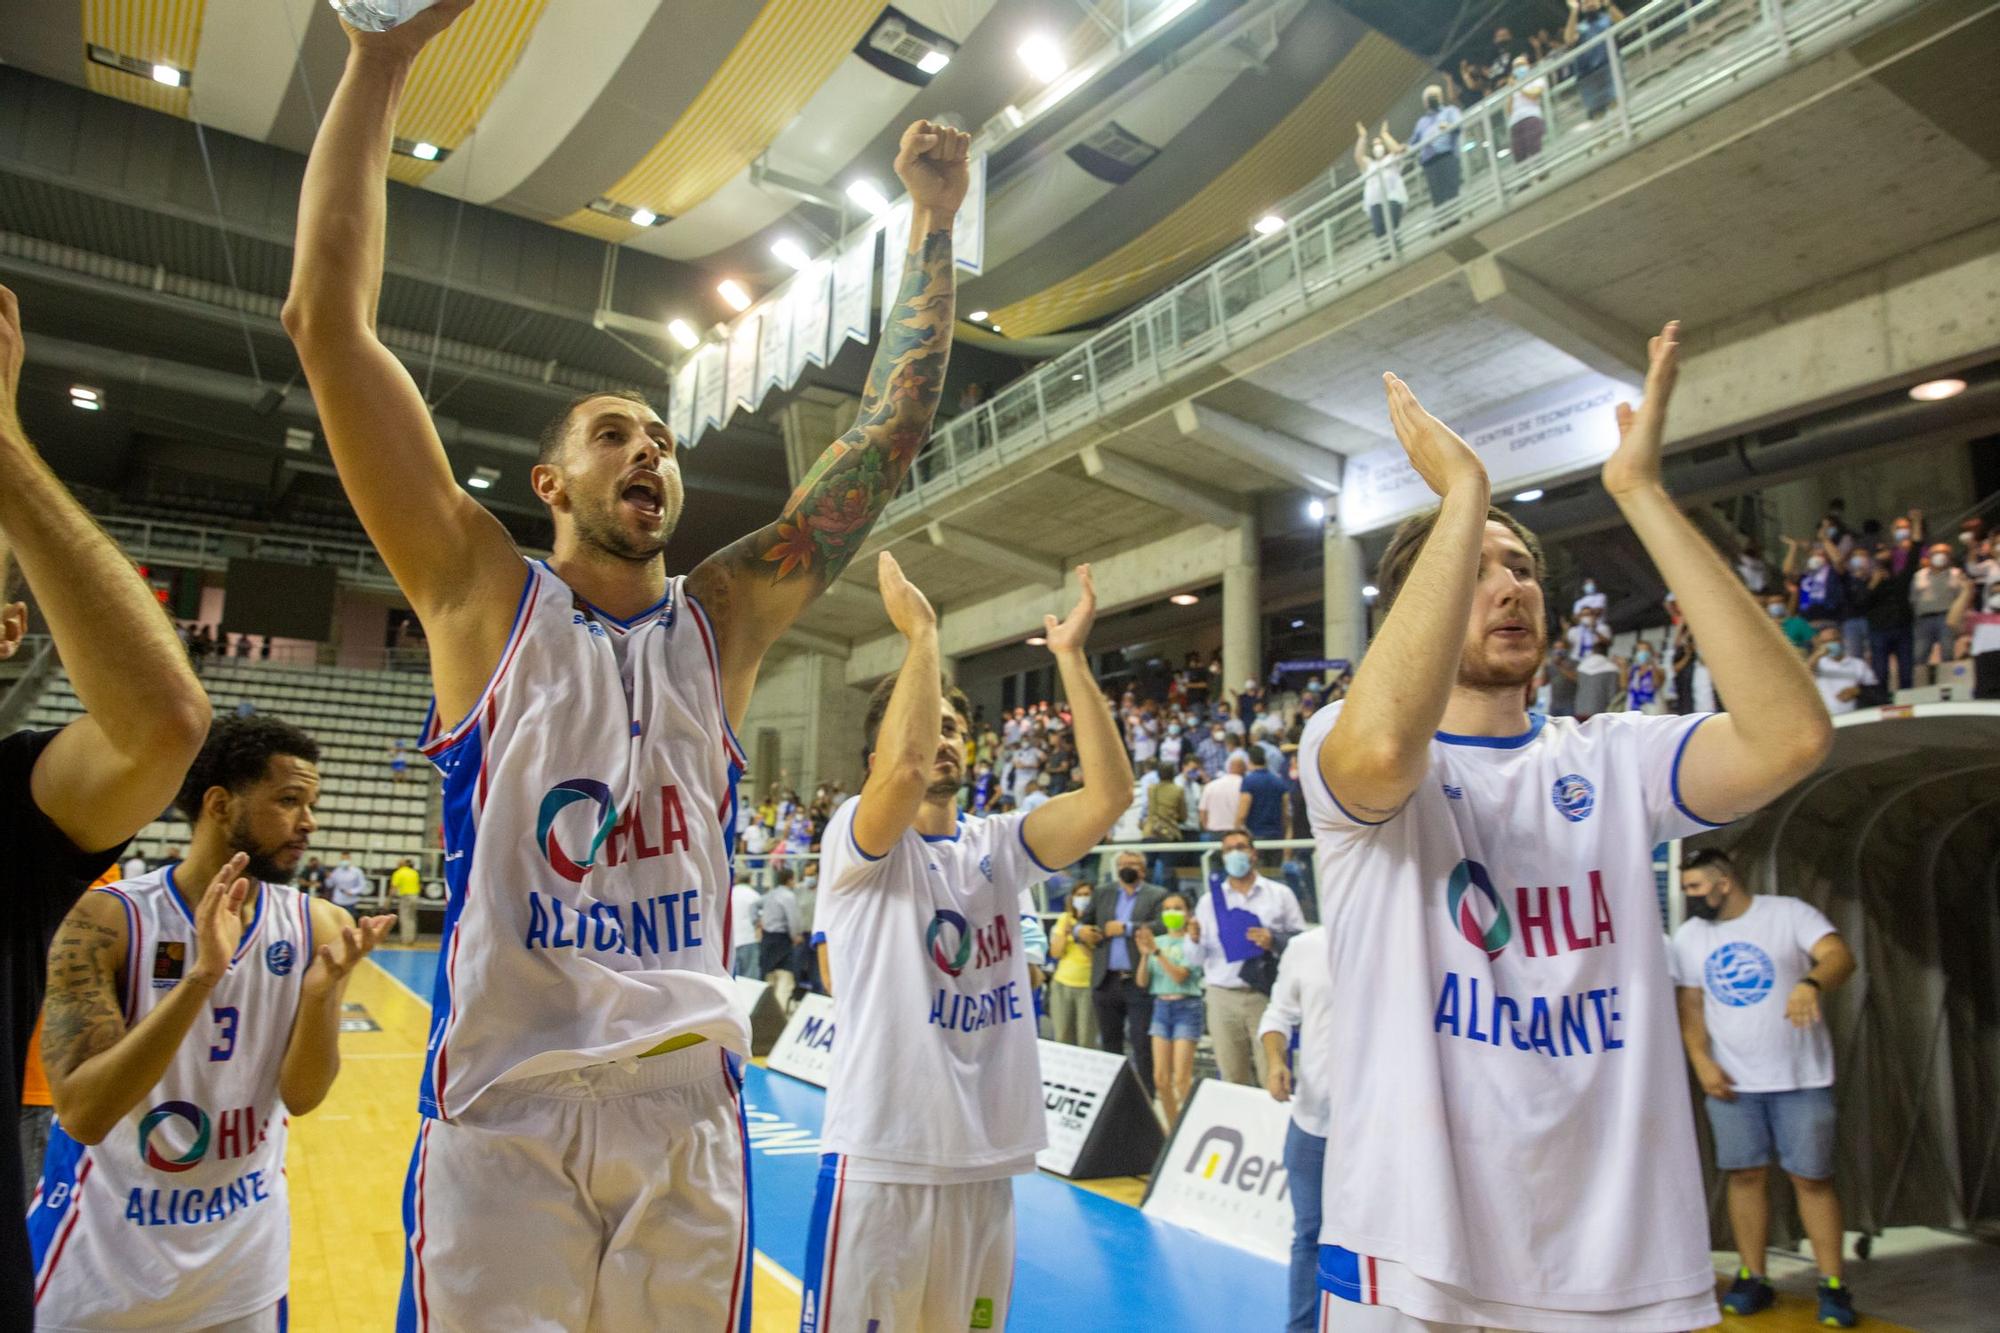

{"left": 397, "top": 1044, "right": 751, "bottom": 1333}
{"left": 800, "top": 1156, "right": 1015, "bottom": 1333}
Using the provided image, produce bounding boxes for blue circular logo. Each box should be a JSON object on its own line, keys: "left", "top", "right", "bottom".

{"left": 1705, "top": 941, "right": 1775, "bottom": 1007}
{"left": 266, "top": 940, "right": 295, "bottom": 976}
{"left": 1551, "top": 773, "right": 1596, "bottom": 822}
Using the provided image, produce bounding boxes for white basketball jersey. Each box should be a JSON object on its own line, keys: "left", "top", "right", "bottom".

{"left": 417, "top": 561, "right": 748, "bottom": 1120}
{"left": 1300, "top": 702, "right": 1721, "bottom": 1327}
{"left": 30, "top": 869, "right": 312, "bottom": 1331}
{"left": 816, "top": 797, "right": 1049, "bottom": 1182}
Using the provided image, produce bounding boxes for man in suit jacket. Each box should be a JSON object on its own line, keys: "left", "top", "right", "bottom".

{"left": 1075, "top": 848, "right": 1167, "bottom": 1096}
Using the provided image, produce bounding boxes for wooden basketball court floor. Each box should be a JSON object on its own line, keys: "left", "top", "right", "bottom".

{"left": 283, "top": 953, "right": 1933, "bottom": 1332}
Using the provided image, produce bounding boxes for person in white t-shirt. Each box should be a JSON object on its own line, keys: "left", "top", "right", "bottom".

{"left": 1187, "top": 829, "right": 1305, "bottom": 1086}
{"left": 1302, "top": 323, "right": 1833, "bottom": 1332}
{"left": 1260, "top": 924, "right": 1333, "bottom": 1333}
{"left": 1571, "top": 579, "right": 1607, "bottom": 621}
{"left": 1671, "top": 848, "right": 1858, "bottom": 1327}
{"left": 729, "top": 880, "right": 761, "bottom": 978}
{"left": 806, "top": 554, "right": 1132, "bottom": 1333}
{"left": 1808, "top": 625, "right": 1876, "bottom": 715}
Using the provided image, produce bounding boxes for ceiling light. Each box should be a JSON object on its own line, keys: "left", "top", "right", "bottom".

{"left": 717, "top": 280, "right": 751, "bottom": 313}
{"left": 466, "top": 475, "right": 491, "bottom": 489}
{"left": 466, "top": 466, "right": 501, "bottom": 491}
{"left": 1254, "top": 214, "right": 1285, "bottom": 236}
{"left": 1070, "top": 373, "right": 1084, "bottom": 382}
{"left": 917, "top": 50, "right": 951, "bottom": 74}
{"left": 1362, "top": 584, "right": 1379, "bottom": 599}
{"left": 1306, "top": 498, "right": 1325, "bottom": 521}
{"left": 1170, "top": 593, "right": 1199, "bottom": 607}
{"left": 846, "top": 180, "right": 891, "bottom": 216}
{"left": 1290, "top": 618, "right": 1305, "bottom": 630}
{"left": 968, "top": 310, "right": 989, "bottom": 322}
{"left": 1026, "top": 635, "right": 1047, "bottom": 646}
{"left": 1018, "top": 34, "right": 1066, "bottom": 83}
{"left": 411, "top": 141, "right": 440, "bottom": 162}
{"left": 68, "top": 386, "right": 100, "bottom": 403}
{"left": 629, "top": 206, "right": 657, "bottom": 227}
{"left": 1909, "top": 377, "right": 1966, "bottom": 401}
{"left": 70, "top": 396, "right": 100, "bottom": 411}
{"left": 1513, "top": 488, "right": 1544, "bottom": 502}
{"left": 667, "top": 319, "right": 699, "bottom": 350}
{"left": 151, "top": 63, "right": 183, "bottom": 88}
{"left": 771, "top": 237, "right": 813, "bottom": 271}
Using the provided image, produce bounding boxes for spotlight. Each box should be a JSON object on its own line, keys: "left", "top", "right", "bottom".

{"left": 629, "top": 207, "right": 657, "bottom": 227}
{"left": 917, "top": 50, "right": 951, "bottom": 74}
{"left": 68, "top": 386, "right": 100, "bottom": 403}
{"left": 466, "top": 467, "right": 501, "bottom": 491}
{"left": 968, "top": 310, "right": 989, "bottom": 322}
{"left": 1018, "top": 34, "right": 1066, "bottom": 83}
{"left": 717, "top": 280, "right": 751, "bottom": 313}
{"left": 1254, "top": 215, "right": 1285, "bottom": 236}
{"left": 411, "top": 141, "right": 441, "bottom": 162}
{"left": 1513, "top": 488, "right": 1544, "bottom": 503}
{"left": 1362, "top": 584, "right": 1379, "bottom": 599}
{"left": 667, "top": 319, "right": 700, "bottom": 350}
{"left": 846, "top": 180, "right": 891, "bottom": 216}
{"left": 1290, "top": 619, "right": 1305, "bottom": 630}
{"left": 1306, "top": 498, "right": 1326, "bottom": 522}
{"left": 771, "top": 238, "right": 813, "bottom": 271}
{"left": 1170, "top": 593, "right": 1199, "bottom": 607}
{"left": 1026, "top": 635, "right": 1048, "bottom": 646}
{"left": 151, "top": 63, "right": 183, "bottom": 88}
{"left": 1909, "top": 378, "right": 1966, "bottom": 401}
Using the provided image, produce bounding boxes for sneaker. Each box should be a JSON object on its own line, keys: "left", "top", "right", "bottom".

{"left": 1818, "top": 1277, "right": 1858, "bottom": 1328}
{"left": 1723, "top": 1268, "right": 1776, "bottom": 1316}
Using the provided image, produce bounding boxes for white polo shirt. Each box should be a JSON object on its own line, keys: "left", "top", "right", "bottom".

{"left": 1670, "top": 895, "right": 1837, "bottom": 1093}
{"left": 1190, "top": 874, "right": 1305, "bottom": 989}
{"left": 1258, "top": 925, "right": 1333, "bottom": 1136}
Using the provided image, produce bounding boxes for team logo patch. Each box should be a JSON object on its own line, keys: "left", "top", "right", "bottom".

{"left": 1442, "top": 783, "right": 1465, "bottom": 800}
{"left": 535, "top": 779, "right": 618, "bottom": 883}
{"left": 151, "top": 941, "right": 186, "bottom": 989}
{"left": 970, "top": 1297, "right": 996, "bottom": 1329}
{"left": 1551, "top": 773, "right": 1596, "bottom": 822}
{"left": 266, "top": 940, "right": 296, "bottom": 976}
{"left": 138, "top": 1101, "right": 210, "bottom": 1173}
{"left": 1705, "top": 941, "right": 1775, "bottom": 1007}
{"left": 926, "top": 909, "right": 973, "bottom": 977}
{"left": 1445, "top": 859, "right": 1512, "bottom": 960}
{"left": 979, "top": 854, "right": 994, "bottom": 882}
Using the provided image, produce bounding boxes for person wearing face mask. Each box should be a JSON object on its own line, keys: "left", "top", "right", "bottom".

{"left": 1837, "top": 549, "right": 1874, "bottom": 661}
{"left": 1945, "top": 569, "right": 2000, "bottom": 698}
{"left": 1506, "top": 54, "right": 1548, "bottom": 164}
{"left": 1075, "top": 850, "right": 1168, "bottom": 1096}
{"left": 1572, "top": 577, "right": 1608, "bottom": 620}
{"left": 1046, "top": 884, "right": 1100, "bottom": 1047}
{"left": 1134, "top": 892, "right": 1203, "bottom": 1126}
{"left": 1194, "top": 722, "right": 1231, "bottom": 778}
{"left": 1624, "top": 638, "right": 1665, "bottom": 714}
{"left": 1909, "top": 542, "right": 1968, "bottom": 674}
{"left": 1563, "top": 0, "right": 1626, "bottom": 121}
{"left": 1765, "top": 592, "right": 1816, "bottom": 653}
{"left": 1353, "top": 120, "right": 1408, "bottom": 242}
{"left": 1783, "top": 533, "right": 1846, "bottom": 627}
{"left": 325, "top": 851, "right": 369, "bottom": 910}
{"left": 1885, "top": 510, "right": 1923, "bottom": 573}
{"left": 1670, "top": 849, "right": 1858, "bottom": 1328}
{"left": 1411, "top": 80, "right": 1464, "bottom": 214}
{"left": 1808, "top": 626, "right": 1875, "bottom": 715}
{"left": 1856, "top": 544, "right": 1917, "bottom": 692}
{"left": 1185, "top": 830, "right": 1304, "bottom": 1086}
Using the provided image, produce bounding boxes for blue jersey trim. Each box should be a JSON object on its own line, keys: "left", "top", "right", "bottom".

{"left": 1309, "top": 737, "right": 1396, "bottom": 827}
{"left": 1316, "top": 1244, "right": 1367, "bottom": 1302}
{"left": 918, "top": 814, "right": 966, "bottom": 844}
{"left": 424, "top": 561, "right": 535, "bottom": 756}
{"left": 683, "top": 589, "right": 749, "bottom": 767}
{"left": 230, "top": 882, "right": 268, "bottom": 967}
{"left": 27, "top": 1123, "right": 86, "bottom": 1267}
{"left": 418, "top": 723, "right": 485, "bottom": 1120}
{"left": 1670, "top": 713, "right": 1730, "bottom": 828}
{"left": 847, "top": 821, "right": 887, "bottom": 863}
{"left": 1018, "top": 818, "right": 1060, "bottom": 874}
{"left": 801, "top": 1153, "right": 843, "bottom": 1326}
{"left": 162, "top": 864, "right": 198, "bottom": 927}
{"left": 1434, "top": 713, "right": 1546, "bottom": 748}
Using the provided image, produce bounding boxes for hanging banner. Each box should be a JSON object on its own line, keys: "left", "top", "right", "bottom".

{"left": 672, "top": 355, "right": 700, "bottom": 448}
{"left": 879, "top": 199, "right": 913, "bottom": 332}
{"left": 955, "top": 153, "right": 986, "bottom": 277}
{"left": 725, "top": 311, "right": 761, "bottom": 420}
{"left": 1141, "top": 1079, "right": 1296, "bottom": 1262}
{"left": 789, "top": 259, "right": 831, "bottom": 384}
{"left": 832, "top": 225, "right": 877, "bottom": 351}
{"left": 695, "top": 341, "right": 725, "bottom": 441}
{"left": 757, "top": 289, "right": 790, "bottom": 405}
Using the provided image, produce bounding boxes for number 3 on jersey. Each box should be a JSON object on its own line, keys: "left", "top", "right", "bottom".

{"left": 209, "top": 1006, "right": 240, "bottom": 1062}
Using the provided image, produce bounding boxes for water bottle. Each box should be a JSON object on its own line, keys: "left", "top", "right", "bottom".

{"left": 329, "top": 0, "right": 442, "bottom": 32}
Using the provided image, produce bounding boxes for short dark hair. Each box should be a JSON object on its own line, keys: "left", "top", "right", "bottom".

{"left": 536, "top": 390, "right": 659, "bottom": 467}
{"left": 1375, "top": 505, "right": 1546, "bottom": 614}
{"left": 774, "top": 867, "right": 795, "bottom": 887}
{"left": 1680, "top": 847, "right": 1736, "bottom": 878}
{"left": 1222, "top": 828, "right": 1255, "bottom": 847}
{"left": 176, "top": 716, "right": 321, "bottom": 821}
{"left": 863, "top": 670, "right": 973, "bottom": 754}
{"left": 1247, "top": 748, "right": 1267, "bottom": 767}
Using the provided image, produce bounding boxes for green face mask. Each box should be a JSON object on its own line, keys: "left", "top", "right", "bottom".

{"left": 1161, "top": 910, "right": 1187, "bottom": 932}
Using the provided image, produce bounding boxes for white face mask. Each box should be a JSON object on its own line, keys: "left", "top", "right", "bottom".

{"left": 1808, "top": 555, "right": 1827, "bottom": 571}
{"left": 1371, "top": 144, "right": 1386, "bottom": 158}
{"left": 1930, "top": 553, "right": 1951, "bottom": 569}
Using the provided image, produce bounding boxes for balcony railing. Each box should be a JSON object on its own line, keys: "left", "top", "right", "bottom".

{"left": 895, "top": 0, "right": 1913, "bottom": 520}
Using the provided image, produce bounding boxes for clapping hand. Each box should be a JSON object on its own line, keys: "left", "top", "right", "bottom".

{"left": 1042, "top": 565, "right": 1098, "bottom": 655}
{"left": 1382, "top": 373, "right": 1487, "bottom": 499}
{"left": 1603, "top": 321, "right": 1681, "bottom": 498}
{"left": 190, "top": 853, "right": 253, "bottom": 987}
{"left": 304, "top": 913, "right": 396, "bottom": 997}
{"left": 877, "top": 551, "right": 936, "bottom": 639}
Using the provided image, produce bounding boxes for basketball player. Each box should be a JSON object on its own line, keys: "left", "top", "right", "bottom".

{"left": 281, "top": 5, "right": 971, "bottom": 1326}
{"left": 30, "top": 717, "right": 391, "bottom": 1330}
{"left": 804, "top": 556, "right": 1132, "bottom": 1333}
{"left": 1302, "top": 323, "right": 1833, "bottom": 1331}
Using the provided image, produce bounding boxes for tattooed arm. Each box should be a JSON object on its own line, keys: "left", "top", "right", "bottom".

{"left": 43, "top": 855, "right": 251, "bottom": 1144}
{"left": 688, "top": 121, "right": 971, "bottom": 725}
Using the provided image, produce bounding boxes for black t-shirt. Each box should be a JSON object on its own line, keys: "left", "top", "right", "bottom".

{"left": 0, "top": 728, "right": 128, "bottom": 1328}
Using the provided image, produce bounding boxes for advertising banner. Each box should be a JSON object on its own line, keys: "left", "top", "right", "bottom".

{"left": 767, "top": 991, "right": 836, "bottom": 1087}
{"left": 1141, "top": 1078, "right": 1296, "bottom": 1262}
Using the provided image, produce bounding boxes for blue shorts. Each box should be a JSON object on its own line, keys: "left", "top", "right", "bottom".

{"left": 1705, "top": 1086, "right": 1837, "bottom": 1179}
{"left": 1149, "top": 995, "right": 1204, "bottom": 1042}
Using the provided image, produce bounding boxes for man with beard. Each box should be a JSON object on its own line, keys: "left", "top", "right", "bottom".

{"left": 281, "top": 5, "right": 969, "bottom": 1326}
{"left": 30, "top": 717, "right": 391, "bottom": 1330}
{"left": 805, "top": 556, "right": 1131, "bottom": 1332}
{"left": 1300, "top": 323, "right": 1832, "bottom": 1331}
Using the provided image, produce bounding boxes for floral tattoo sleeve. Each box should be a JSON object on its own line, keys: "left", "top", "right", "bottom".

{"left": 693, "top": 228, "right": 954, "bottom": 620}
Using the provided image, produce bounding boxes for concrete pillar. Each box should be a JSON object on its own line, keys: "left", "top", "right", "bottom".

{"left": 778, "top": 388, "right": 860, "bottom": 487}
{"left": 1323, "top": 521, "right": 1367, "bottom": 666}
{"left": 1221, "top": 517, "right": 1261, "bottom": 700}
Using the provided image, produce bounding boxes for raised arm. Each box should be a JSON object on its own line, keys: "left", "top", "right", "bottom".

{"left": 44, "top": 857, "right": 250, "bottom": 1144}
{"left": 1023, "top": 567, "right": 1136, "bottom": 868}
{"left": 280, "top": 3, "right": 524, "bottom": 672}
{"left": 1319, "top": 375, "right": 1490, "bottom": 822}
{"left": 0, "top": 287, "right": 209, "bottom": 852}
{"left": 1353, "top": 122, "right": 1369, "bottom": 170}
{"left": 1602, "top": 323, "right": 1832, "bottom": 823}
{"left": 689, "top": 122, "right": 972, "bottom": 725}
{"left": 279, "top": 899, "right": 394, "bottom": 1115}
{"left": 850, "top": 553, "right": 940, "bottom": 859}
{"left": 1564, "top": 0, "right": 1582, "bottom": 44}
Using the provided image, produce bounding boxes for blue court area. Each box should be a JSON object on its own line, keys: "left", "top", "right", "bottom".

{"left": 368, "top": 948, "right": 1286, "bottom": 1331}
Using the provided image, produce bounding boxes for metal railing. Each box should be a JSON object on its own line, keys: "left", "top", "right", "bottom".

{"left": 100, "top": 514, "right": 402, "bottom": 592}
{"left": 894, "top": 0, "right": 1912, "bottom": 520}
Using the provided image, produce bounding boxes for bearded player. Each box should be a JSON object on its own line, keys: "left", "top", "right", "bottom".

{"left": 281, "top": 3, "right": 971, "bottom": 1326}
{"left": 1301, "top": 323, "right": 1832, "bottom": 1330}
